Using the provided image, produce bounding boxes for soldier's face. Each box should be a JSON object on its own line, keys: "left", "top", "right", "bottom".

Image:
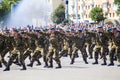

{"left": 97, "top": 28, "right": 103, "bottom": 32}
{"left": 112, "top": 30, "right": 117, "bottom": 33}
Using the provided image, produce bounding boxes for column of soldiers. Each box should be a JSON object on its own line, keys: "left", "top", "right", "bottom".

{"left": 0, "top": 25, "right": 120, "bottom": 71}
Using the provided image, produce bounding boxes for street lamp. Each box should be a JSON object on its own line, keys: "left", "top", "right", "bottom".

{"left": 75, "top": 0, "right": 78, "bottom": 26}
{"left": 65, "top": 0, "right": 69, "bottom": 20}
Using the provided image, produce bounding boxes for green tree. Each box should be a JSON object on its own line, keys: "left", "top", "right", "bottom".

{"left": 0, "top": 0, "right": 20, "bottom": 24}
{"left": 51, "top": 4, "right": 65, "bottom": 24}
{"left": 89, "top": 7, "right": 105, "bottom": 23}
{"left": 114, "top": 0, "right": 120, "bottom": 15}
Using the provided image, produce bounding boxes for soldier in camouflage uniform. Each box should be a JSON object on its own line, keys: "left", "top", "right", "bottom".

{"left": 0, "top": 33, "right": 6, "bottom": 68}
{"left": 47, "top": 27, "right": 61, "bottom": 68}
{"left": 59, "top": 30, "right": 70, "bottom": 58}
{"left": 4, "top": 30, "right": 27, "bottom": 71}
{"left": 108, "top": 27, "right": 120, "bottom": 66}
{"left": 0, "top": 30, "right": 14, "bottom": 68}
{"left": 70, "top": 29, "right": 88, "bottom": 64}
{"left": 84, "top": 28, "right": 95, "bottom": 59}
{"left": 27, "top": 30, "right": 48, "bottom": 67}
{"left": 93, "top": 26, "right": 109, "bottom": 65}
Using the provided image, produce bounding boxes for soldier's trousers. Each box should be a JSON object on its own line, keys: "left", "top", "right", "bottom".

{"left": 93, "top": 45, "right": 101, "bottom": 63}
{"left": 87, "top": 43, "right": 95, "bottom": 58}
{"left": 0, "top": 48, "right": 11, "bottom": 67}
{"left": 71, "top": 46, "right": 88, "bottom": 64}
{"left": 29, "top": 47, "right": 48, "bottom": 67}
{"left": 109, "top": 45, "right": 116, "bottom": 64}
{"left": 47, "top": 46, "right": 61, "bottom": 67}
{"left": 117, "top": 47, "right": 120, "bottom": 63}
{"left": 5, "top": 50, "right": 26, "bottom": 70}
{"left": 23, "top": 49, "right": 33, "bottom": 61}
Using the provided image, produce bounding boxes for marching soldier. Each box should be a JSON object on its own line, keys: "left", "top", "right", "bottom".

{"left": 93, "top": 26, "right": 109, "bottom": 65}
{"left": 84, "top": 28, "right": 95, "bottom": 59}
{"left": 27, "top": 30, "right": 48, "bottom": 67}
{"left": 4, "top": 30, "right": 27, "bottom": 71}
{"left": 108, "top": 27, "right": 120, "bottom": 66}
{"left": 47, "top": 27, "right": 62, "bottom": 68}
{"left": 70, "top": 29, "right": 88, "bottom": 64}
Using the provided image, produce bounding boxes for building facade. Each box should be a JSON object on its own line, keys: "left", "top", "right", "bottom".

{"left": 68, "top": 0, "right": 119, "bottom": 23}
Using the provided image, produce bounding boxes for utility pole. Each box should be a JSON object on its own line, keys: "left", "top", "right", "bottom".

{"left": 65, "top": 0, "right": 69, "bottom": 20}
{"left": 75, "top": 0, "right": 78, "bottom": 26}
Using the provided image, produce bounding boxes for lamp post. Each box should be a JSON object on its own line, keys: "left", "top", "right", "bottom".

{"left": 65, "top": 0, "right": 69, "bottom": 20}
{"left": 75, "top": 0, "right": 78, "bottom": 26}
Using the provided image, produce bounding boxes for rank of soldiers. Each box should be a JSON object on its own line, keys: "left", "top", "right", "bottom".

{"left": 0, "top": 26, "right": 120, "bottom": 71}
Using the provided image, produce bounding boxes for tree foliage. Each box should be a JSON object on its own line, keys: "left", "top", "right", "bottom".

{"left": 89, "top": 7, "right": 105, "bottom": 23}
{"left": 0, "top": 0, "right": 20, "bottom": 23}
{"left": 114, "top": 0, "right": 120, "bottom": 15}
{"left": 51, "top": 4, "right": 65, "bottom": 24}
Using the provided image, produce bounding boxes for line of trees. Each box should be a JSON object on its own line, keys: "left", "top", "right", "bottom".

{"left": 0, "top": 0, "right": 20, "bottom": 25}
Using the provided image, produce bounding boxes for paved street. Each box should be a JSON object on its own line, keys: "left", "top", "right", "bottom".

{"left": 0, "top": 54, "right": 120, "bottom": 80}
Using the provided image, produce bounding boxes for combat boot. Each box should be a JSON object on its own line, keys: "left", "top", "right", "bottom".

{"left": 21, "top": 65, "right": 26, "bottom": 70}
{"left": 56, "top": 63, "right": 61, "bottom": 69}
{"left": 70, "top": 59, "right": 74, "bottom": 64}
{"left": 3, "top": 66, "right": 10, "bottom": 71}
{"left": 89, "top": 56, "right": 93, "bottom": 59}
{"left": 27, "top": 60, "right": 34, "bottom": 67}
{"left": 36, "top": 60, "right": 41, "bottom": 66}
{"left": 108, "top": 60, "right": 114, "bottom": 66}
{"left": 47, "top": 63, "right": 53, "bottom": 68}
{"left": 0, "top": 62, "right": 2, "bottom": 68}
{"left": 101, "top": 60, "right": 107, "bottom": 65}
{"left": 44, "top": 62, "right": 48, "bottom": 68}
{"left": 117, "top": 64, "right": 120, "bottom": 67}
{"left": 92, "top": 59, "right": 98, "bottom": 64}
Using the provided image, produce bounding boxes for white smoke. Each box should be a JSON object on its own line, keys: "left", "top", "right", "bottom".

{"left": 7, "top": 0, "right": 52, "bottom": 27}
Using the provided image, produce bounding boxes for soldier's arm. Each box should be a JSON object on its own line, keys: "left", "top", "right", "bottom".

{"left": 26, "top": 32, "right": 37, "bottom": 40}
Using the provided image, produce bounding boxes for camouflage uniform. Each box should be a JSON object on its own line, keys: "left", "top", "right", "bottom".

{"left": 4, "top": 34, "right": 27, "bottom": 71}
{"left": 70, "top": 30, "right": 88, "bottom": 64}
{"left": 108, "top": 29, "right": 120, "bottom": 66}
{"left": 93, "top": 31, "right": 109, "bottom": 65}
{"left": 47, "top": 31, "right": 61, "bottom": 68}
{"left": 84, "top": 31, "right": 95, "bottom": 59}
{"left": 27, "top": 31, "right": 48, "bottom": 67}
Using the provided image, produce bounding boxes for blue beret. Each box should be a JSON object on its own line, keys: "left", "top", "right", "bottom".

{"left": 112, "top": 27, "right": 117, "bottom": 30}
{"left": 66, "top": 30, "right": 70, "bottom": 32}
{"left": 93, "top": 29, "right": 97, "bottom": 32}
{"left": 13, "top": 30, "right": 18, "bottom": 32}
{"left": 97, "top": 26, "right": 103, "bottom": 28}
{"left": 107, "top": 28, "right": 111, "bottom": 31}
{"left": 58, "top": 28, "right": 62, "bottom": 30}
{"left": 70, "top": 28, "right": 74, "bottom": 30}
{"left": 50, "top": 27, "right": 55, "bottom": 30}
{"left": 35, "top": 29, "right": 40, "bottom": 32}
{"left": 5, "top": 30, "right": 10, "bottom": 33}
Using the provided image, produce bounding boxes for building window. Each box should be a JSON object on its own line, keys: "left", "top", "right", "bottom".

{"left": 109, "top": 3, "right": 111, "bottom": 8}
{"left": 109, "top": 13, "right": 111, "bottom": 17}
{"left": 86, "top": 14, "right": 87, "bottom": 18}
{"left": 86, "top": 6, "right": 87, "bottom": 9}
{"left": 113, "top": 13, "right": 115, "bottom": 17}
{"left": 79, "top": 6, "right": 80, "bottom": 10}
